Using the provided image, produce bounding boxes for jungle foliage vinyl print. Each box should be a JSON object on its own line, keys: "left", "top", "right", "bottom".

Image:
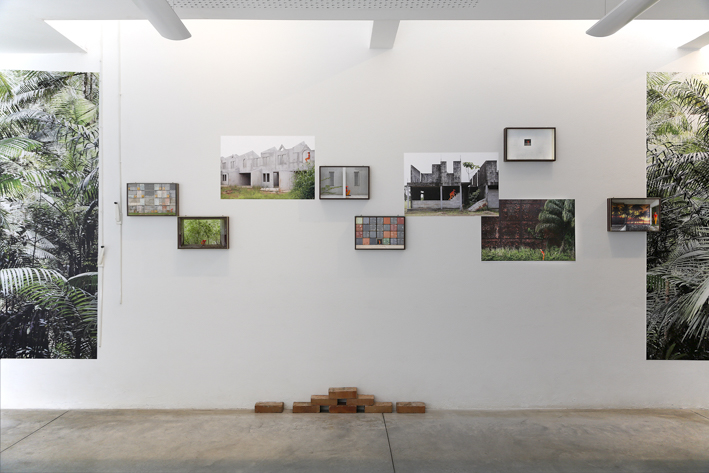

{"left": 646, "top": 72, "right": 709, "bottom": 360}
{"left": 0, "top": 70, "right": 99, "bottom": 359}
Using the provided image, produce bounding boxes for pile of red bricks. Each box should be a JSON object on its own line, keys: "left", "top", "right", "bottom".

{"left": 255, "top": 387, "right": 425, "bottom": 414}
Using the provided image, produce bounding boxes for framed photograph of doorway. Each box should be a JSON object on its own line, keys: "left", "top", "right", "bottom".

{"left": 319, "top": 166, "right": 370, "bottom": 199}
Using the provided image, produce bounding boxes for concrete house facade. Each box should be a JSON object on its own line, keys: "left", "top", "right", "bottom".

{"left": 406, "top": 160, "right": 465, "bottom": 210}
{"left": 470, "top": 160, "right": 499, "bottom": 210}
{"left": 405, "top": 160, "right": 499, "bottom": 212}
{"left": 221, "top": 142, "right": 314, "bottom": 192}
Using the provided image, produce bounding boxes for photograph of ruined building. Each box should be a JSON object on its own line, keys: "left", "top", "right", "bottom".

{"left": 220, "top": 136, "right": 315, "bottom": 199}
{"left": 481, "top": 199, "right": 575, "bottom": 261}
{"left": 403, "top": 153, "right": 499, "bottom": 216}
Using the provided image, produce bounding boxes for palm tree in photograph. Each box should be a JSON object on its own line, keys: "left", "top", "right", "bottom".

{"left": 646, "top": 72, "right": 709, "bottom": 360}
{"left": 0, "top": 69, "right": 99, "bottom": 359}
{"left": 535, "top": 199, "right": 575, "bottom": 255}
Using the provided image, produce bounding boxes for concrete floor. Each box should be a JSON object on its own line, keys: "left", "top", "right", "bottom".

{"left": 1, "top": 409, "right": 708, "bottom": 473}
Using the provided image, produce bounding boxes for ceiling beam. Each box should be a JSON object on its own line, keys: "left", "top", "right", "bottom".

{"left": 586, "top": 0, "right": 661, "bottom": 37}
{"left": 679, "top": 30, "right": 709, "bottom": 50}
{"left": 131, "top": 0, "right": 191, "bottom": 40}
{"left": 370, "top": 20, "right": 399, "bottom": 49}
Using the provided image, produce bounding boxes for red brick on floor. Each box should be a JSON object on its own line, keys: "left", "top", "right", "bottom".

{"left": 311, "top": 395, "right": 337, "bottom": 406}
{"left": 329, "top": 387, "right": 357, "bottom": 399}
{"left": 329, "top": 404, "right": 357, "bottom": 413}
{"left": 346, "top": 395, "right": 375, "bottom": 406}
{"left": 364, "top": 402, "right": 393, "bottom": 413}
{"left": 396, "top": 402, "right": 425, "bottom": 413}
{"left": 292, "top": 402, "right": 319, "bottom": 413}
{"left": 255, "top": 402, "right": 284, "bottom": 413}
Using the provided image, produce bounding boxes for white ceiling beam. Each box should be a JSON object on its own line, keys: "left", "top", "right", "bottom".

{"left": 370, "top": 20, "right": 399, "bottom": 49}
{"left": 131, "top": 0, "right": 191, "bottom": 40}
{"left": 679, "top": 30, "right": 709, "bottom": 50}
{"left": 586, "top": 0, "right": 661, "bottom": 37}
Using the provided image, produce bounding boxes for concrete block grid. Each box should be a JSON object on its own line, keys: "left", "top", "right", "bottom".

{"left": 2, "top": 409, "right": 708, "bottom": 473}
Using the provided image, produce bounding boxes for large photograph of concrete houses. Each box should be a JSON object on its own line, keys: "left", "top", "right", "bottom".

{"left": 403, "top": 153, "right": 499, "bottom": 216}
{"left": 221, "top": 136, "right": 315, "bottom": 199}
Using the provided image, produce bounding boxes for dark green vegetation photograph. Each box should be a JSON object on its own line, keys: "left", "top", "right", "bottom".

{"left": 481, "top": 199, "right": 575, "bottom": 262}
{"left": 0, "top": 70, "right": 99, "bottom": 359}
{"left": 646, "top": 72, "right": 709, "bottom": 360}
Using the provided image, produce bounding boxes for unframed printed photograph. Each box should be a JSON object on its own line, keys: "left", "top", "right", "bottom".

{"left": 0, "top": 69, "right": 99, "bottom": 359}
{"left": 481, "top": 199, "right": 575, "bottom": 261}
{"left": 221, "top": 136, "right": 315, "bottom": 199}
{"left": 403, "top": 152, "right": 499, "bottom": 216}
{"left": 646, "top": 72, "right": 709, "bottom": 360}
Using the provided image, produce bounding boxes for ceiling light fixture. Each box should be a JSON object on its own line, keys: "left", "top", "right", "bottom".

{"left": 586, "top": 0, "right": 661, "bottom": 37}
{"left": 131, "top": 0, "right": 192, "bottom": 40}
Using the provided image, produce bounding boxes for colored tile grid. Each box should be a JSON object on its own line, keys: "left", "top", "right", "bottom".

{"left": 127, "top": 183, "right": 179, "bottom": 216}
{"left": 355, "top": 216, "right": 405, "bottom": 250}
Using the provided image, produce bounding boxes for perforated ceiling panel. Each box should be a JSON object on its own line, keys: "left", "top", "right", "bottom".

{"left": 173, "top": 0, "right": 479, "bottom": 8}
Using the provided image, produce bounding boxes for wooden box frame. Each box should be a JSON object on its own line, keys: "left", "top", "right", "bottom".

{"left": 355, "top": 216, "right": 405, "bottom": 250}
{"left": 319, "top": 166, "right": 370, "bottom": 200}
{"left": 127, "top": 183, "right": 179, "bottom": 216}
{"left": 607, "top": 198, "right": 660, "bottom": 232}
{"left": 504, "top": 128, "right": 556, "bottom": 162}
{"left": 178, "top": 216, "right": 229, "bottom": 249}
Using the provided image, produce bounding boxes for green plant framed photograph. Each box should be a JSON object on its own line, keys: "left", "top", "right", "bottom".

{"left": 178, "top": 216, "right": 229, "bottom": 249}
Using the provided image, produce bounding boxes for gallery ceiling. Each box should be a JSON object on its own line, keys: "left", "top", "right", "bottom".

{"left": 1, "top": 0, "right": 709, "bottom": 53}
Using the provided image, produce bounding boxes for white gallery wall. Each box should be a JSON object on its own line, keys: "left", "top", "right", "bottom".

{"left": 2, "top": 19, "right": 709, "bottom": 409}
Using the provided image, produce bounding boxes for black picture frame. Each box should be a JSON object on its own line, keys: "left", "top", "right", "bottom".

{"left": 607, "top": 198, "right": 661, "bottom": 232}
{"left": 127, "top": 183, "right": 179, "bottom": 216}
{"left": 355, "top": 216, "right": 405, "bottom": 250}
{"left": 319, "top": 166, "right": 370, "bottom": 200}
{"left": 504, "top": 128, "right": 556, "bottom": 162}
{"left": 178, "top": 216, "right": 229, "bottom": 249}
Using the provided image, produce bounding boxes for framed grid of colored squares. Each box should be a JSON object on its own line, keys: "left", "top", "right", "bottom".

{"left": 127, "top": 183, "right": 178, "bottom": 216}
{"left": 355, "top": 216, "right": 405, "bottom": 250}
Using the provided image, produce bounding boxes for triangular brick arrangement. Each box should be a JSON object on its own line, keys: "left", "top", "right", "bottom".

{"left": 299, "top": 387, "right": 391, "bottom": 413}
{"left": 256, "top": 387, "right": 425, "bottom": 413}
{"left": 256, "top": 387, "right": 423, "bottom": 414}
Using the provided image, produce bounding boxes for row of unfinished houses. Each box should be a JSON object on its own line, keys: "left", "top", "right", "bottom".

{"left": 405, "top": 159, "right": 499, "bottom": 211}
{"left": 220, "top": 142, "right": 314, "bottom": 191}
